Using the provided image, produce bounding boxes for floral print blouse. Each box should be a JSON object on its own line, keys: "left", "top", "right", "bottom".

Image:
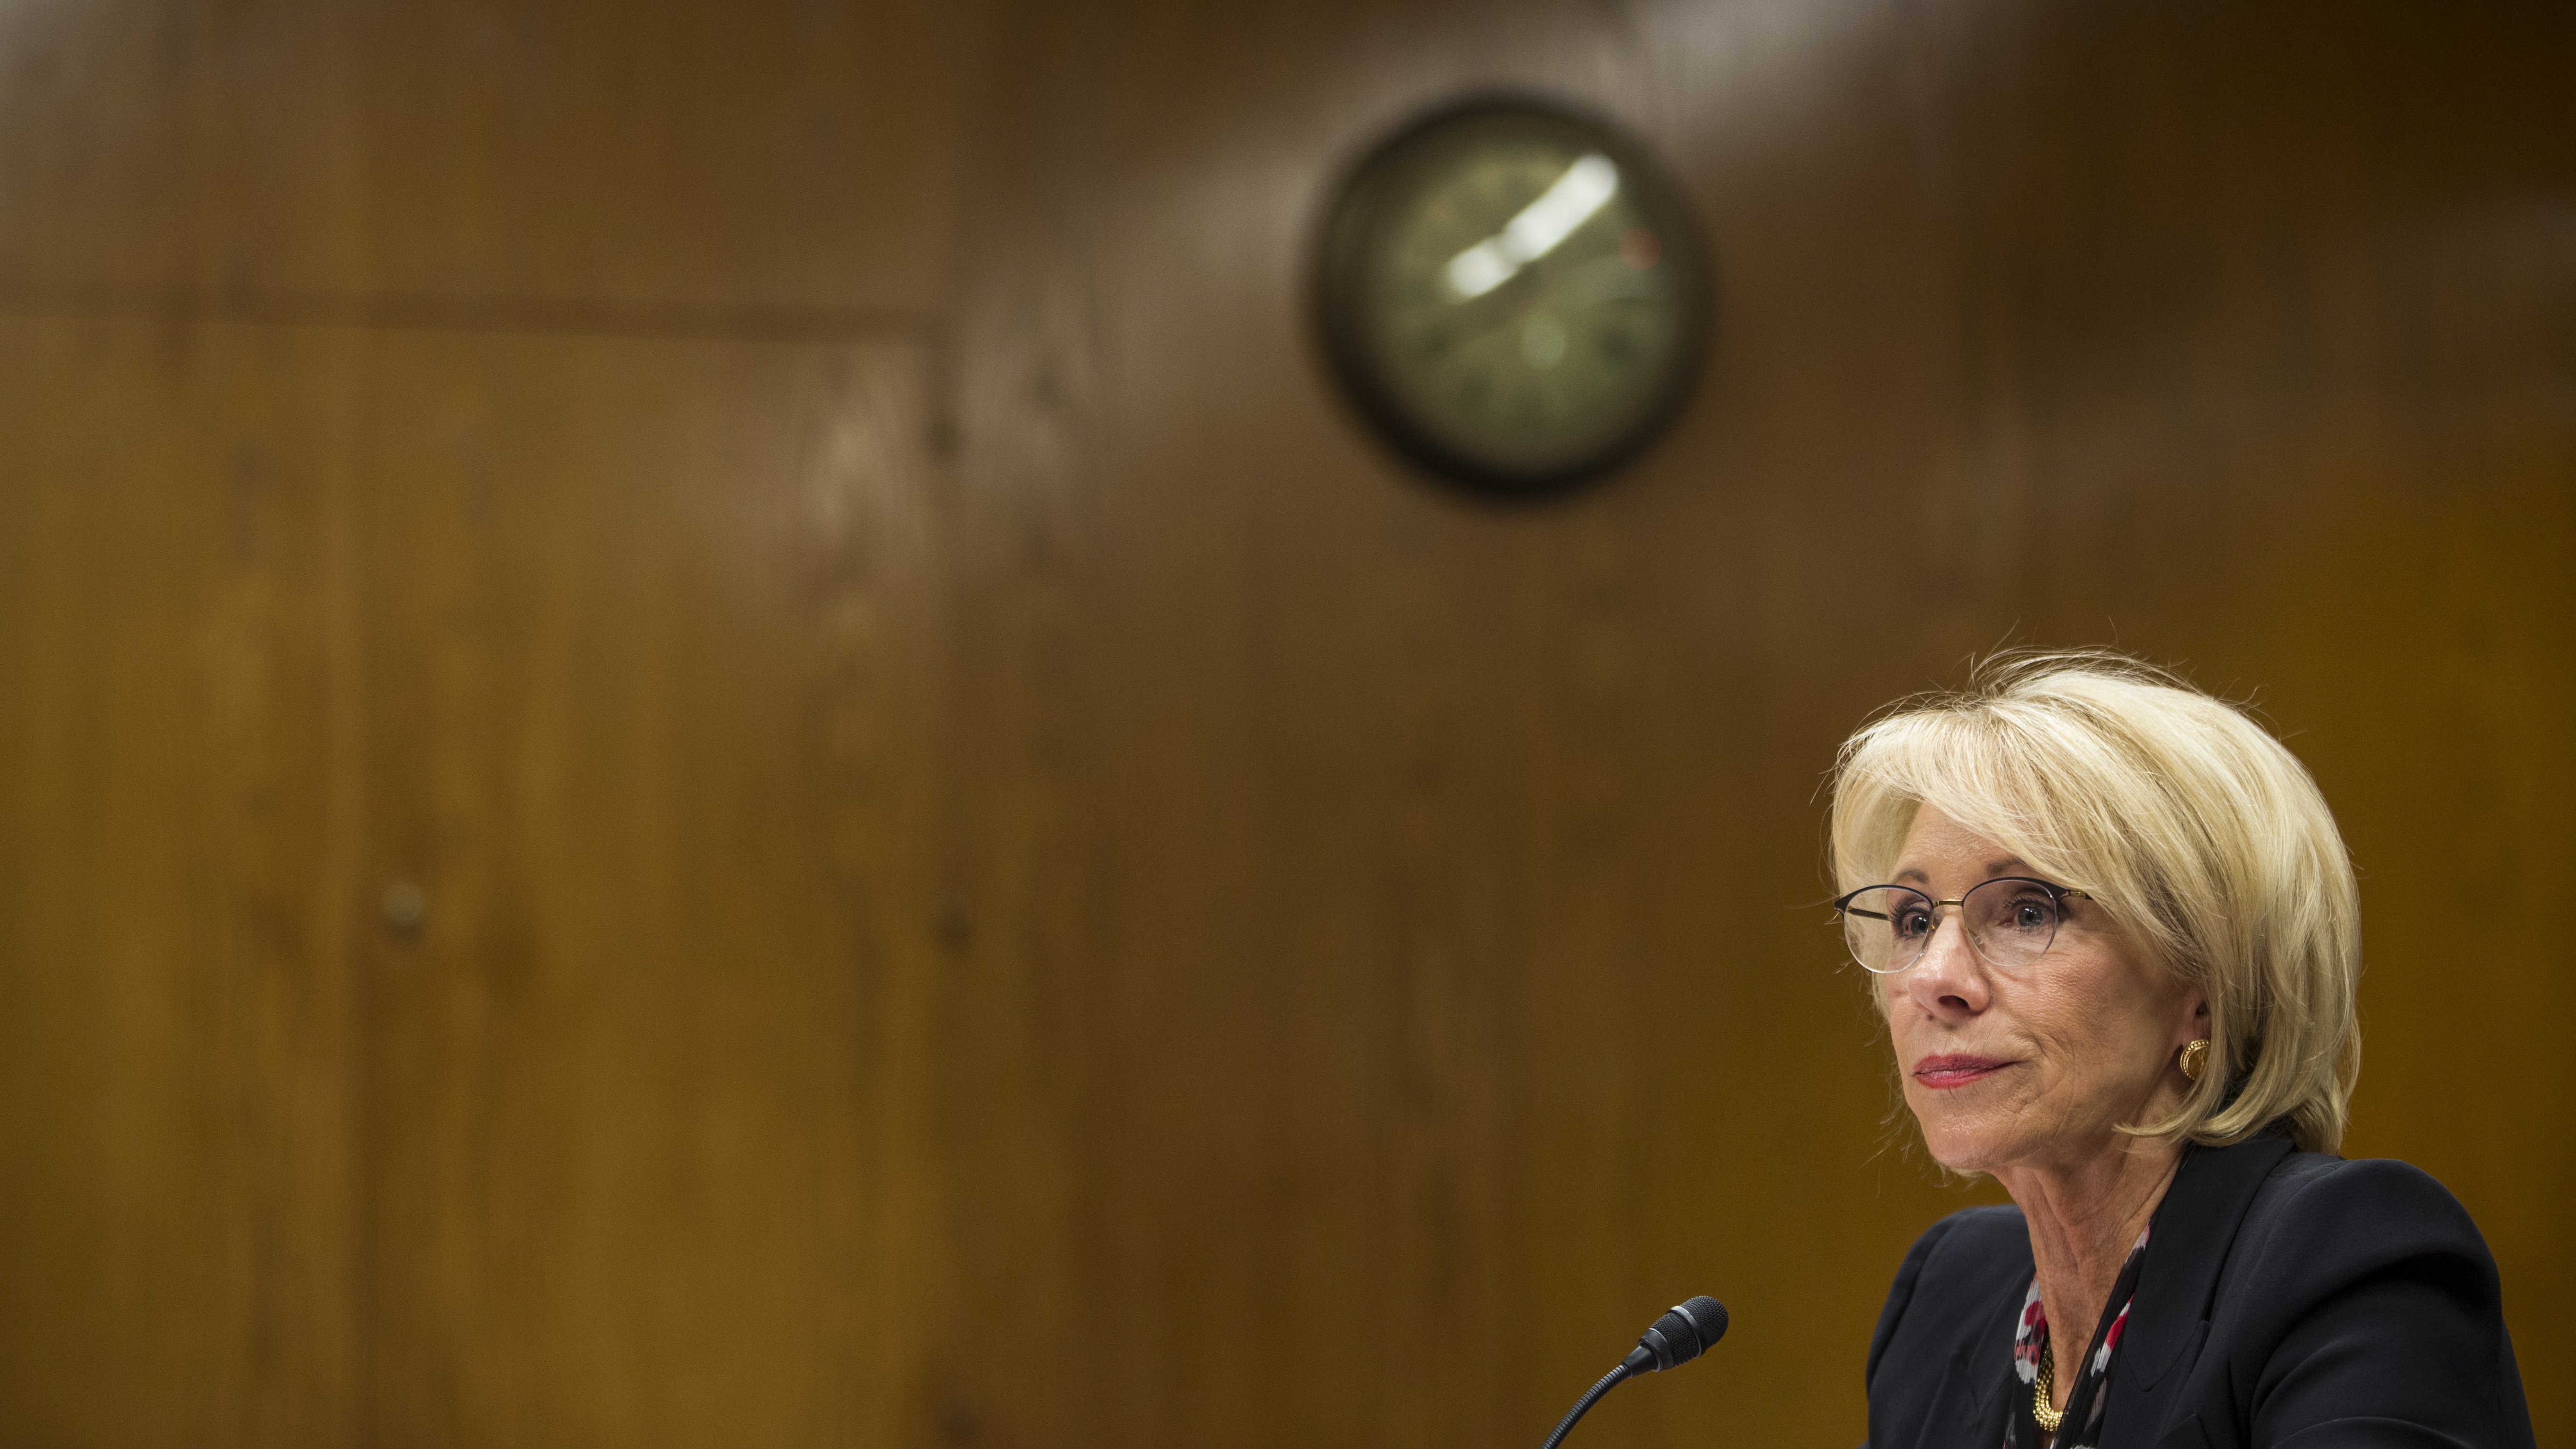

{"left": 2006, "top": 1229, "right": 2150, "bottom": 1449}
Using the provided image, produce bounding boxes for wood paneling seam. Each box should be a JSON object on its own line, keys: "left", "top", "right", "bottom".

{"left": 0, "top": 282, "right": 944, "bottom": 345}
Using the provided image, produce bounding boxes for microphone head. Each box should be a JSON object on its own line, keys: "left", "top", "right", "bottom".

{"left": 1629, "top": 1296, "right": 1729, "bottom": 1373}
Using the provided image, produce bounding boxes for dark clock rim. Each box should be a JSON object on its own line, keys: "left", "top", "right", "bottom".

{"left": 1311, "top": 91, "right": 1714, "bottom": 500}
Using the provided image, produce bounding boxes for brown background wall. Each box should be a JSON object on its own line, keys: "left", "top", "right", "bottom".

{"left": 1, "top": 1, "right": 2569, "bottom": 1445}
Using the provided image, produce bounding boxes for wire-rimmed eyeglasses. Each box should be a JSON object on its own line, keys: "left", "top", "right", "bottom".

{"left": 1829, "top": 877, "right": 2094, "bottom": 975}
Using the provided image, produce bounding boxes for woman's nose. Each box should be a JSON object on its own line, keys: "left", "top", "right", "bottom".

{"left": 1905, "top": 912, "right": 1988, "bottom": 1014}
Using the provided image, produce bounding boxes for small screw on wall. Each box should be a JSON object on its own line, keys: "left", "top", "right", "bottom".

{"left": 382, "top": 880, "right": 428, "bottom": 938}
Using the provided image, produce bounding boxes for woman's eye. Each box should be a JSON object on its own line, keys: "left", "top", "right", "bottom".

{"left": 2012, "top": 902, "right": 2047, "bottom": 930}
{"left": 1896, "top": 911, "right": 1931, "bottom": 938}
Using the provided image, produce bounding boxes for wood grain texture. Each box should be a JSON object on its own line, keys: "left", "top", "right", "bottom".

{"left": 0, "top": 318, "right": 364, "bottom": 1445}
{"left": 351, "top": 334, "right": 949, "bottom": 1448}
{"left": 0, "top": 0, "right": 976, "bottom": 311}
{"left": 0, "top": 0, "right": 2567, "bottom": 1445}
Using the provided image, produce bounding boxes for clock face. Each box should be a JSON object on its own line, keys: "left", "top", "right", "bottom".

{"left": 1316, "top": 98, "right": 1709, "bottom": 495}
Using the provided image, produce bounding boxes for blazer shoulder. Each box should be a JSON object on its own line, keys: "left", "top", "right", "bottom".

{"left": 2198, "top": 1153, "right": 2532, "bottom": 1448}
{"left": 2264, "top": 1151, "right": 2466, "bottom": 1209}
{"left": 1867, "top": 1204, "right": 2026, "bottom": 1384}
{"left": 1920, "top": 1203, "right": 2030, "bottom": 1272}
{"left": 2240, "top": 1153, "right": 2496, "bottom": 1282}
{"left": 2217, "top": 1151, "right": 2507, "bottom": 1358}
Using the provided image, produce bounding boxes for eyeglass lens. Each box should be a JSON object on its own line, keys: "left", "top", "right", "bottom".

{"left": 1839, "top": 878, "right": 2065, "bottom": 974}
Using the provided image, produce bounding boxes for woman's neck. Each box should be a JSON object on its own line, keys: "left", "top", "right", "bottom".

{"left": 1993, "top": 1137, "right": 2184, "bottom": 1407}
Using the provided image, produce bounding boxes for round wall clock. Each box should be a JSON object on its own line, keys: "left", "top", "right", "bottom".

{"left": 1314, "top": 96, "right": 1711, "bottom": 497}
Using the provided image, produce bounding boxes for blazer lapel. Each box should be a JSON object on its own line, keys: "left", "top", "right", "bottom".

{"left": 1925, "top": 1257, "right": 2029, "bottom": 1449}
{"left": 2099, "top": 1134, "right": 2296, "bottom": 1449}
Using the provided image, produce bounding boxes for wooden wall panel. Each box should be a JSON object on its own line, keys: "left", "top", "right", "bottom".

{"left": 351, "top": 333, "right": 949, "bottom": 1448}
{"left": 0, "top": 318, "right": 362, "bottom": 1446}
{"left": 0, "top": 0, "right": 976, "bottom": 312}
{"left": 0, "top": 320, "right": 960, "bottom": 1445}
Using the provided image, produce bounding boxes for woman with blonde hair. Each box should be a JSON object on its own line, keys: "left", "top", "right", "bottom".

{"left": 1839, "top": 653, "right": 2531, "bottom": 1449}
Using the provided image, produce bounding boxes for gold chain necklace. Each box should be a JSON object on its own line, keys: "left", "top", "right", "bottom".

{"left": 2032, "top": 1337, "right": 2065, "bottom": 1434}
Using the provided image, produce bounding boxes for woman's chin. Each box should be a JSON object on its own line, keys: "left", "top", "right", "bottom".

{"left": 1923, "top": 1139, "right": 1995, "bottom": 1176}
{"left": 1910, "top": 1113, "right": 2008, "bottom": 1176}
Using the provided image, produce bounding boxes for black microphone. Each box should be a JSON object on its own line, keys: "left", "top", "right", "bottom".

{"left": 1539, "top": 1296, "right": 1729, "bottom": 1449}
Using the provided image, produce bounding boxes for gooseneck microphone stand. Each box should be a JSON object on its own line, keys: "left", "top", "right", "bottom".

{"left": 1538, "top": 1296, "right": 1729, "bottom": 1449}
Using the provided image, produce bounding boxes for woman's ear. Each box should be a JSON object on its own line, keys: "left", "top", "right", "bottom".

{"left": 2176, "top": 985, "right": 2210, "bottom": 1047}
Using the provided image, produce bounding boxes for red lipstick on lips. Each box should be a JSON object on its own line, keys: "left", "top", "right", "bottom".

{"left": 1913, "top": 1054, "right": 2012, "bottom": 1089}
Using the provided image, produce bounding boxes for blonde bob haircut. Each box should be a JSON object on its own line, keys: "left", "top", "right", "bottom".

{"left": 1828, "top": 651, "right": 2361, "bottom": 1154}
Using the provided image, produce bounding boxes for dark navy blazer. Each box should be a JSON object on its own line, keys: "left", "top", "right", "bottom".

{"left": 1864, "top": 1134, "right": 2535, "bottom": 1449}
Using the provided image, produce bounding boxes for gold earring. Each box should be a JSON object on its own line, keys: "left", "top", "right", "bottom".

{"left": 2179, "top": 1039, "right": 2209, "bottom": 1082}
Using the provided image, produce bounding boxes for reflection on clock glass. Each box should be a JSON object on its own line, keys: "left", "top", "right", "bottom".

{"left": 1356, "top": 132, "right": 1686, "bottom": 475}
